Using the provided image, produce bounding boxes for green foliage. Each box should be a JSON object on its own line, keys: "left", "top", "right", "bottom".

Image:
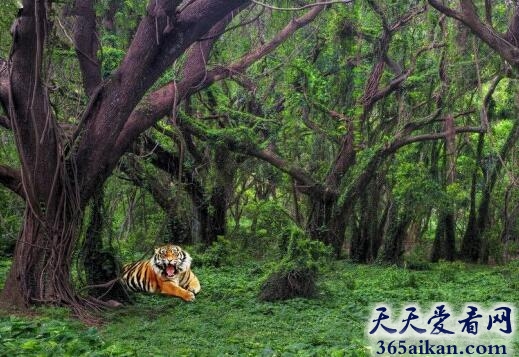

{"left": 99, "top": 43, "right": 125, "bottom": 78}
{"left": 3, "top": 260, "right": 519, "bottom": 355}
{"left": 0, "top": 316, "right": 130, "bottom": 356}
{"left": 0, "top": 216, "right": 18, "bottom": 256}
{"left": 182, "top": 112, "right": 261, "bottom": 150}
{"left": 0, "top": 185, "right": 23, "bottom": 257}
{"left": 0, "top": 259, "right": 10, "bottom": 290}
{"left": 232, "top": 199, "right": 296, "bottom": 259}
{"left": 487, "top": 119, "right": 515, "bottom": 155}
{"left": 500, "top": 259, "right": 519, "bottom": 290}
{"left": 484, "top": 224, "right": 505, "bottom": 265}
{"left": 435, "top": 260, "right": 467, "bottom": 283}
{"left": 258, "top": 229, "right": 333, "bottom": 301}
{"left": 290, "top": 59, "right": 331, "bottom": 104}
{"left": 2, "top": 0, "right": 519, "bottom": 350}
{"left": 280, "top": 228, "right": 333, "bottom": 273}
{"left": 0, "top": 1, "right": 18, "bottom": 56}
{"left": 194, "top": 236, "right": 245, "bottom": 268}
{"left": 94, "top": 175, "right": 167, "bottom": 264}
{"left": 390, "top": 154, "right": 446, "bottom": 211}
{"left": 404, "top": 246, "right": 432, "bottom": 271}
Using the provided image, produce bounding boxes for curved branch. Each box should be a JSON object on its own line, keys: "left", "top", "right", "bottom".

{"left": 339, "top": 125, "right": 485, "bottom": 217}
{"left": 249, "top": 148, "right": 330, "bottom": 198}
{"left": 73, "top": 0, "right": 250, "bottom": 202}
{"left": 181, "top": 118, "right": 332, "bottom": 199}
{"left": 428, "top": 0, "right": 519, "bottom": 68}
{"left": 114, "top": 4, "right": 326, "bottom": 160}
{"left": 120, "top": 155, "right": 174, "bottom": 213}
{"left": 427, "top": 0, "right": 465, "bottom": 22}
{"left": 0, "top": 164, "right": 24, "bottom": 199}
{"left": 0, "top": 115, "right": 10, "bottom": 130}
{"left": 251, "top": 0, "right": 351, "bottom": 11}
{"left": 505, "top": 5, "right": 519, "bottom": 47}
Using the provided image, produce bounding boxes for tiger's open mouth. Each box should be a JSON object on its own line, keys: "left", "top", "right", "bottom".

{"left": 165, "top": 264, "right": 177, "bottom": 277}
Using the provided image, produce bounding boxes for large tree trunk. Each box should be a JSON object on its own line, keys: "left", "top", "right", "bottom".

{"left": 431, "top": 116, "right": 457, "bottom": 262}
{"left": 1, "top": 0, "right": 81, "bottom": 309}
{"left": 2, "top": 207, "right": 80, "bottom": 308}
{"left": 431, "top": 211, "right": 456, "bottom": 262}
{"left": 307, "top": 197, "right": 345, "bottom": 258}
{"left": 461, "top": 121, "right": 519, "bottom": 262}
{"left": 208, "top": 146, "right": 235, "bottom": 244}
{"left": 1, "top": 0, "right": 248, "bottom": 312}
{"left": 460, "top": 134, "right": 484, "bottom": 262}
{"left": 377, "top": 203, "right": 410, "bottom": 265}
{"left": 349, "top": 182, "right": 384, "bottom": 263}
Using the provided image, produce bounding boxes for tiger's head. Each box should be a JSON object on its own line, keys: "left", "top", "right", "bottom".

{"left": 151, "top": 244, "right": 192, "bottom": 278}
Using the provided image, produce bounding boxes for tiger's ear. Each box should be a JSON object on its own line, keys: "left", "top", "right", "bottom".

{"left": 154, "top": 247, "right": 160, "bottom": 254}
{"left": 178, "top": 251, "right": 192, "bottom": 272}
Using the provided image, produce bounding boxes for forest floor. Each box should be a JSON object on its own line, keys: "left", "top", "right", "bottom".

{"left": 1, "top": 259, "right": 519, "bottom": 356}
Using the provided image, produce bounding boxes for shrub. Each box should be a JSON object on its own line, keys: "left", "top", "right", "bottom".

{"left": 195, "top": 236, "right": 246, "bottom": 267}
{"left": 259, "top": 267, "right": 317, "bottom": 301}
{"left": 259, "top": 228, "right": 332, "bottom": 301}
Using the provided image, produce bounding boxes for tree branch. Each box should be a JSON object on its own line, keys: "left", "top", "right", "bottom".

{"left": 181, "top": 118, "right": 332, "bottom": 199}
{"left": 389, "top": 4, "right": 427, "bottom": 32}
{"left": 0, "top": 58, "right": 8, "bottom": 113}
{"left": 208, "top": 4, "right": 327, "bottom": 82}
{"left": 0, "top": 115, "right": 10, "bottom": 129}
{"left": 250, "top": 148, "right": 331, "bottom": 198}
{"left": 428, "top": 0, "right": 519, "bottom": 68}
{"left": 73, "top": 0, "right": 250, "bottom": 202}
{"left": 251, "top": 0, "right": 351, "bottom": 11}
{"left": 506, "top": 5, "right": 519, "bottom": 47}
{"left": 111, "top": 8, "right": 242, "bottom": 166}
{"left": 0, "top": 164, "right": 24, "bottom": 199}
{"left": 113, "top": 4, "right": 326, "bottom": 163}
{"left": 120, "top": 155, "right": 174, "bottom": 213}
{"left": 72, "top": 0, "right": 102, "bottom": 97}
{"left": 339, "top": 125, "right": 485, "bottom": 217}
{"left": 388, "top": 126, "right": 485, "bottom": 152}
{"left": 363, "top": 42, "right": 443, "bottom": 113}
{"left": 137, "top": 136, "right": 209, "bottom": 220}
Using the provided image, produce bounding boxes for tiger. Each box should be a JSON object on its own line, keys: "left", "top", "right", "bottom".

{"left": 121, "top": 244, "right": 200, "bottom": 301}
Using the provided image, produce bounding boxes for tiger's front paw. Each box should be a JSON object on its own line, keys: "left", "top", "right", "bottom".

{"left": 183, "top": 291, "right": 195, "bottom": 302}
{"left": 188, "top": 286, "right": 200, "bottom": 295}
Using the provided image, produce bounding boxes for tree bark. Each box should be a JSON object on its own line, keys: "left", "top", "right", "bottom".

{"left": 377, "top": 202, "right": 410, "bottom": 265}
{"left": 73, "top": 0, "right": 101, "bottom": 97}
{"left": 460, "top": 134, "right": 484, "bottom": 262}
{"left": 350, "top": 181, "right": 384, "bottom": 263}
{"left": 208, "top": 146, "right": 235, "bottom": 244}
{"left": 1, "top": 0, "right": 83, "bottom": 309}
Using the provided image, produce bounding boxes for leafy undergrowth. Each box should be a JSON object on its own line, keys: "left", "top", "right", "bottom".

{"left": 2, "top": 260, "right": 519, "bottom": 356}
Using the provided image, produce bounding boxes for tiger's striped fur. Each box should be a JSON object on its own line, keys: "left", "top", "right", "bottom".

{"left": 121, "top": 244, "right": 200, "bottom": 301}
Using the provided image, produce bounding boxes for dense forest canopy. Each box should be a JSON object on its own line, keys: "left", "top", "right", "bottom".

{"left": 1, "top": 0, "right": 519, "bottom": 316}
